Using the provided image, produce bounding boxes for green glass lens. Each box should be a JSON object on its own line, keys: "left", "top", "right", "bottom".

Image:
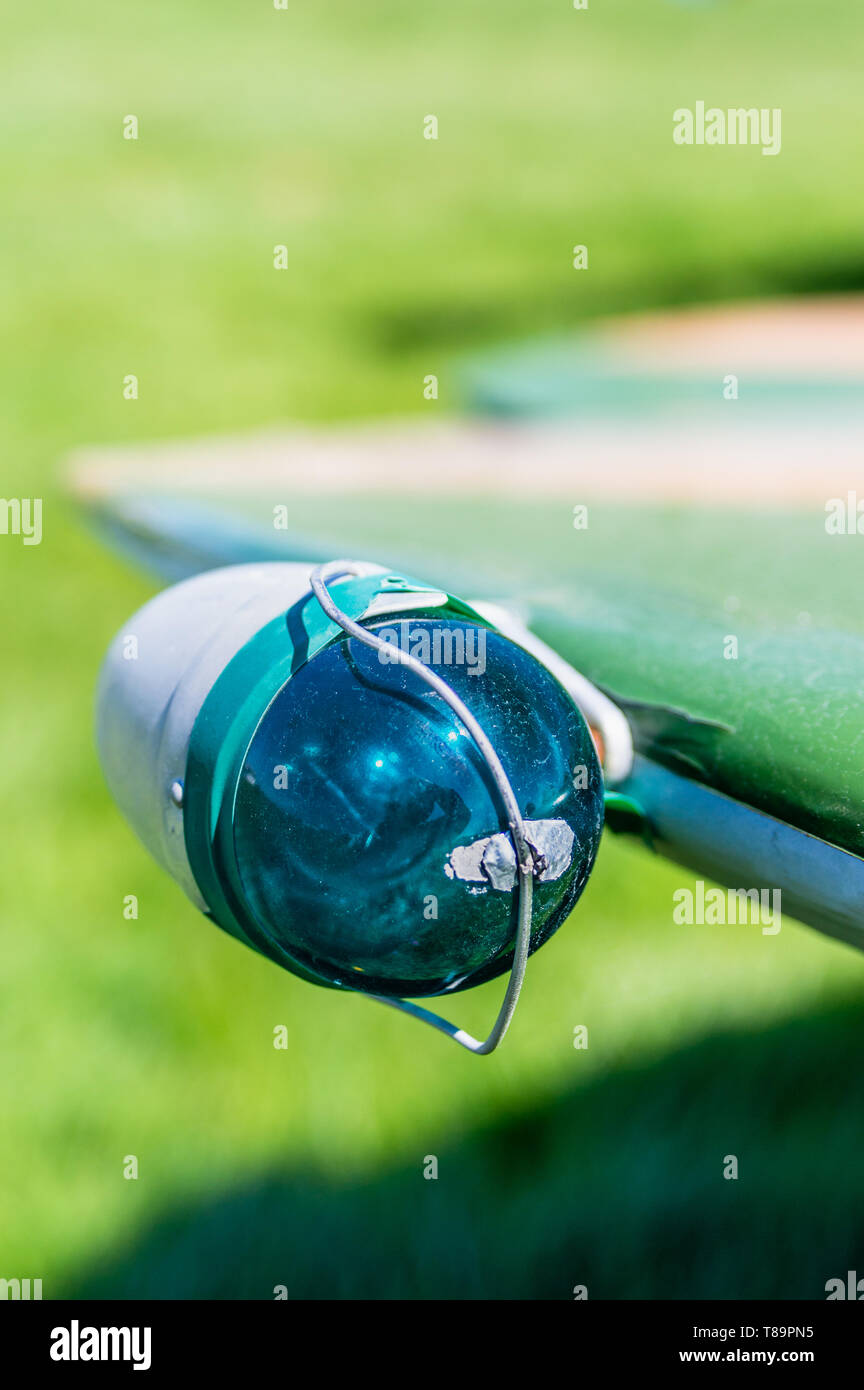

{"left": 232, "top": 619, "right": 603, "bottom": 996}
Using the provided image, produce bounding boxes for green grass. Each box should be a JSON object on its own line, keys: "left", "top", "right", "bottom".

{"left": 2, "top": 0, "right": 864, "bottom": 1298}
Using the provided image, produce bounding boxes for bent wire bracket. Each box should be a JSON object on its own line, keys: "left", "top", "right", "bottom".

{"left": 309, "top": 559, "right": 629, "bottom": 1055}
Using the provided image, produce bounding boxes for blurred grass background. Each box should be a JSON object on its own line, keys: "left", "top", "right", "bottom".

{"left": 1, "top": 0, "right": 864, "bottom": 1298}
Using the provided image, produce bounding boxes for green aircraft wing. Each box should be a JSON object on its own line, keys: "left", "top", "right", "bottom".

{"left": 78, "top": 481, "right": 864, "bottom": 953}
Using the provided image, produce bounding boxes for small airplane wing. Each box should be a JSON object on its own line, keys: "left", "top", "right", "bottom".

{"left": 69, "top": 406, "right": 864, "bottom": 955}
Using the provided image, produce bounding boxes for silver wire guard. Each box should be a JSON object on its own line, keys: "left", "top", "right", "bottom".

{"left": 309, "top": 559, "right": 540, "bottom": 1055}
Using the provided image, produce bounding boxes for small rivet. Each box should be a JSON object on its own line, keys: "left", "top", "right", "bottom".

{"left": 169, "top": 780, "right": 184, "bottom": 808}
